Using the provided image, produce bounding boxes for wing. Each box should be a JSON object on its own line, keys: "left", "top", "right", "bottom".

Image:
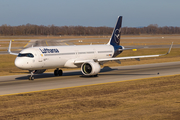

{"left": 75, "top": 42, "right": 173, "bottom": 64}
{"left": 8, "top": 40, "right": 19, "bottom": 55}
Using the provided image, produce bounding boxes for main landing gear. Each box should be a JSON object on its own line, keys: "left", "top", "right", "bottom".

{"left": 54, "top": 68, "right": 63, "bottom": 76}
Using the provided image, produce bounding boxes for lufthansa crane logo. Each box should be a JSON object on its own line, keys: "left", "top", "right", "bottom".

{"left": 114, "top": 28, "right": 121, "bottom": 44}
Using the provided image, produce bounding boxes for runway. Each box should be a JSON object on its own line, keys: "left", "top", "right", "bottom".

{"left": 0, "top": 61, "right": 179, "bottom": 95}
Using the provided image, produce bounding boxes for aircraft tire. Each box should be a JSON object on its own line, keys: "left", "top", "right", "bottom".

{"left": 31, "top": 76, "right": 34, "bottom": 80}
{"left": 29, "top": 76, "right": 34, "bottom": 80}
{"left": 54, "top": 70, "right": 58, "bottom": 76}
{"left": 93, "top": 74, "right": 98, "bottom": 77}
{"left": 58, "top": 70, "right": 63, "bottom": 76}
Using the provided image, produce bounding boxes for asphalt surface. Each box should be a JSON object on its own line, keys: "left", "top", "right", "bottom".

{"left": 0, "top": 61, "right": 179, "bottom": 95}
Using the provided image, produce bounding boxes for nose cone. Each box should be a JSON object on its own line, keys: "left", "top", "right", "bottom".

{"left": 15, "top": 57, "right": 23, "bottom": 69}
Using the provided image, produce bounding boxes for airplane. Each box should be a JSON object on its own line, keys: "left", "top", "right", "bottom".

{"left": 8, "top": 16, "right": 173, "bottom": 80}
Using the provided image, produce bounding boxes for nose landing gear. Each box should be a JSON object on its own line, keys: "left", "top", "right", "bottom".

{"left": 29, "top": 71, "right": 34, "bottom": 80}
{"left": 54, "top": 68, "right": 63, "bottom": 76}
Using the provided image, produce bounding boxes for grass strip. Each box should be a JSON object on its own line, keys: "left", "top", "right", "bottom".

{"left": 0, "top": 75, "right": 180, "bottom": 120}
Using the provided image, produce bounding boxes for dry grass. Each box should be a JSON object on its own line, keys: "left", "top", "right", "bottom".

{"left": 0, "top": 75, "right": 180, "bottom": 120}
{"left": 0, "top": 40, "right": 28, "bottom": 47}
{"left": 0, "top": 40, "right": 28, "bottom": 52}
{"left": 0, "top": 54, "right": 28, "bottom": 76}
{"left": 73, "top": 36, "right": 180, "bottom": 46}
{"left": 0, "top": 35, "right": 106, "bottom": 39}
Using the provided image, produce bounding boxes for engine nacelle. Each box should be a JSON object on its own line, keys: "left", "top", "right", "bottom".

{"left": 29, "top": 69, "right": 46, "bottom": 74}
{"left": 81, "top": 61, "right": 101, "bottom": 76}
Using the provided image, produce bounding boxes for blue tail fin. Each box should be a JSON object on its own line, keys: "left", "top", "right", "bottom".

{"left": 108, "top": 16, "right": 122, "bottom": 46}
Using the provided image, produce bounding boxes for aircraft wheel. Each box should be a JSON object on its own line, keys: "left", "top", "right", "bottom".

{"left": 31, "top": 76, "right": 34, "bottom": 80}
{"left": 58, "top": 70, "right": 63, "bottom": 76}
{"left": 54, "top": 70, "right": 58, "bottom": 76}
{"left": 29, "top": 76, "right": 34, "bottom": 80}
{"left": 93, "top": 74, "right": 98, "bottom": 77}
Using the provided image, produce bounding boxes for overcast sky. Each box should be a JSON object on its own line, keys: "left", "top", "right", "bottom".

{"left": 0, "top": 0, "right": 179, "bottom": 27}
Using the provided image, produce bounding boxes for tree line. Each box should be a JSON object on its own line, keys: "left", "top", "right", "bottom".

{"left": 0, "top": 24, "right": 180, "bottom": 36}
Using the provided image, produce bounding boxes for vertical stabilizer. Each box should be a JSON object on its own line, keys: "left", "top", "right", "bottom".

{"left": 108, "top": 16, "right": 122, "bottom": 46}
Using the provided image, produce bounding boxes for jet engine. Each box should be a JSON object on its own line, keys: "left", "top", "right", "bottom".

{"left": 81, "top": 61, "right": 101, "bottom": 76}
{"left": 29, "top": 69, "right": 46, "bottom": 74}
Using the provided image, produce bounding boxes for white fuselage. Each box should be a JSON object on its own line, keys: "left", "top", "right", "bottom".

{"left": 15, "top": 44, "right": 115, "bottom": 70}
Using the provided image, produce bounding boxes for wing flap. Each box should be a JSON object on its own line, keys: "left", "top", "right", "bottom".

{"left": 97, "top": 54, "right": 160, "bottom": 62}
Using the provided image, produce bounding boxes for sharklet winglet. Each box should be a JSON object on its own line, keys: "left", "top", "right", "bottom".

{"left": 8, "top": 40, "right": 18, "bottom": 55}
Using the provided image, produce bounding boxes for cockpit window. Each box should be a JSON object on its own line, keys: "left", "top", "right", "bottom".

{"left": 18, "top": 53, "right": 34, "bottom": 58}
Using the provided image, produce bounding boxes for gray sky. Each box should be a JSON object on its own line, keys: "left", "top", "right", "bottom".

{"left": 0, "top": 0, "right": 179, "bottom": 27}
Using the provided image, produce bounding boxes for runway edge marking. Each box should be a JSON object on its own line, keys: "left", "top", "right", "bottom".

{"left": 23, "top": 40, "right": 31, "bottom": 48}
{"left": 1, "top": 74, "right": 180, "bottom": 97}
{"left": 45, "top": 40, "right": 49, "bottom": 46}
